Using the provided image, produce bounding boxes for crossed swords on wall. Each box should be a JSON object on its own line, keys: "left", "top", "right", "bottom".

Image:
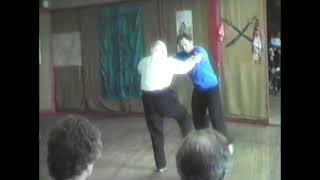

{"left": 222, "top": 16, "right": 259, "bottom": 47}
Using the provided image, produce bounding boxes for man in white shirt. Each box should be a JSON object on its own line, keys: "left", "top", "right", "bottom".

{"left": 137, "top": 40, "right": 201, "bottom": 172}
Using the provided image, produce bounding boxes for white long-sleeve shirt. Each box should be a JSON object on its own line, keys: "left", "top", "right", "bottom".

{"left": 138, "top": 55, "right": 198, "bottom": 91}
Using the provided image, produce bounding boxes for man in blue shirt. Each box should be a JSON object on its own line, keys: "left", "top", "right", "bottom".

{"left": 175, "top": 33, "right": 234, "bottom": 154}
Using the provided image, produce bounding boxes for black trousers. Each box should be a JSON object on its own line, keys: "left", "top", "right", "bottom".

{"left": 142, "top": 89, "right": 193, "bottom": 169}
{"left": 192, "top": 87, "right": 233, "bottom": 143}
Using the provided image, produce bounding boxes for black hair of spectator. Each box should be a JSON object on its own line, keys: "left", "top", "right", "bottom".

{"left": 47, "top": 115, "right": 103, "bottom": 180}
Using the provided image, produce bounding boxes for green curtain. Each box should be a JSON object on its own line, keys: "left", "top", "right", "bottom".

{"left": 99, "top": 5, "right": 145, "bottom": 101}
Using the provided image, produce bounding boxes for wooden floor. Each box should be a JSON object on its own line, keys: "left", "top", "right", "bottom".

{"left": 39, "top": 115, "right": 280, "bottom": 180}
{"left": 269, "top": 93, "right": 281, "bottom": 125}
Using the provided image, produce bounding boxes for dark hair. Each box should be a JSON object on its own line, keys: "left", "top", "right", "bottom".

{"left": 177, "top": 32, "right": 193, "bottom": 44}
{"left": 47, "top": 115, "right": 103, "bottom": 180}
{"left": 176, "top": 129, "right": 229, "bottom": 180}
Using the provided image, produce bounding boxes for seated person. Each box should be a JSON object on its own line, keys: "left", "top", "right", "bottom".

{"left": 47, "top": 115, "right": 103, "bottom": 180}
{"left": 176, "top": 128, "right": 232, "bottom": 180}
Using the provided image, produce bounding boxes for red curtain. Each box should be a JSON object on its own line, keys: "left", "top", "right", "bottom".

{"left": 208, "top": 0, "right": 224, "bottom": 76}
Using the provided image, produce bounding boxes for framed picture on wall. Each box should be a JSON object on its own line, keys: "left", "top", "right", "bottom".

{"left": 176, "top": 10, "right": 193, "bottom": 51}
{"left": 52, "top": 32, "right": 82, "bottom": 67}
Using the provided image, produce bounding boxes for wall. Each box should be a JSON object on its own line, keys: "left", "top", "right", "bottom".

{"left": 221, "top": 0, "right": 268, "bottom": 120}
{"left": 51, "top": 9, "right": 86, "bottom": 111}
{"left": 47, "top": 0, "right": 138, "bottom": 9}
{"left": 49, "top": 0, "right": 159, "bottom": 112}
{"left": 159, "top": 0, "right": 268, "bottom": 120}
{"left": 45, "top": 0, "right": 269, "bottom": 120}
{"left": 39, "top": 11, "right": 54, "bottom": 112}
{"left": 163, "top": 0, "right": 210, "bottom": 114}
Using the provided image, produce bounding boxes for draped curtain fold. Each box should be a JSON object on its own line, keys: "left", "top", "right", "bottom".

{"left": 99, "top": 5, "right": 145, "bottom": 101}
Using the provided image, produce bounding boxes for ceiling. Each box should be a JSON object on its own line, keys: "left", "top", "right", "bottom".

{"left": 40, "top": 0, "right": 146, "bottom": 10}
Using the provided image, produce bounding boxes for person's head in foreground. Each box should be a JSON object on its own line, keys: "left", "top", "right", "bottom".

{"left": 176, "top": 129, "right": 230, "bottom": 180}
{"left": 47, "top": 115, "right": 103, "bottom": 180}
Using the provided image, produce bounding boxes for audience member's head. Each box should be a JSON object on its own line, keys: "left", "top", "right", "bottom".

{"left": 270, "top": 32, "right": 281, "bottom": 48}
{"left": 176, "top": 129, "right": 230, "bottom": 180}
{"left": 47, "top": 115, "right": 103, "bottom": 180}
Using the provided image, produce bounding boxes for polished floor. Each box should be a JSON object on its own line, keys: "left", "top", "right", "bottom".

{"left": 39, "top": 113, "right": 280, "bottom": 180}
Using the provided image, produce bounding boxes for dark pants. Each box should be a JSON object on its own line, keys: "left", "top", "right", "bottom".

{"left": 142, "top": 89, "right": 193, "bottom": 169}
{"left": 192, "top": 87, "right": 233, "bottom": 143}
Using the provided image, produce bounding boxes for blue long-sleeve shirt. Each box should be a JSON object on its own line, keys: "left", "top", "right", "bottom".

{"left": 175, "top": 47, "right": 219, "bottom": 92}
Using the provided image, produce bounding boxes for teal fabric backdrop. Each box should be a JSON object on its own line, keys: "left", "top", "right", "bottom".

{"left": 99, "top": 5, "right": 145, "bottom": 101}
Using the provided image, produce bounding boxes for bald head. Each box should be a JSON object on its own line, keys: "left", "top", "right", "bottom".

{"left": 150, "top": 40, "right": 168, "bottom": 57}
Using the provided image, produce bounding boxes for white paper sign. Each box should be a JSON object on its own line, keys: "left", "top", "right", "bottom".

{"left": 52, "top": 32, "right": 82, "bottom": 66}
